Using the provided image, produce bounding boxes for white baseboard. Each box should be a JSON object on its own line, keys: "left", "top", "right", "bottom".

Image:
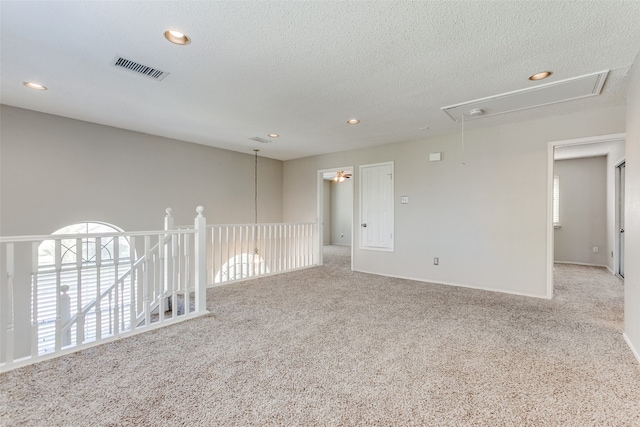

{"left": 352, "top": 268, "right": 548, "bottom": 299}
{"left": 606, "top": 265, "right": 615, "bottom": 275}
{"left": 623, "top": 333, "right": 640, "bottom": 365}
{"left": 554, "top": 261, "right": 608, "bottom": 269}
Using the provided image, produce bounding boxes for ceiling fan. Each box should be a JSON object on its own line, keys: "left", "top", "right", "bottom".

{"left": 333, "top": 171, "right": 352, "bottom": 183}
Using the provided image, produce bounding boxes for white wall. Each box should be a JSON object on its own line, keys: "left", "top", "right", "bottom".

{"left": 624, "top": 52, "right": 640, "bottom": 362}
{"left": 330, "top": 179, "right": 353, "bottom": 246}
{"left": 606, "top": 141, "right": 626, "bottom": 273}
{"left": 554, "top": 156, "right": 607, "bottom": 266}
{"left": 0, "top": 105, "right": 283, "bottom": 236}
{"left": 283, "top": 105, "right": 626, "bottom": 298}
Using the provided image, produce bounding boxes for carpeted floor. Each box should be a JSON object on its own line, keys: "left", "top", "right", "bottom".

{"left": 1, "top": 246, "right": 638, "bottom": 426}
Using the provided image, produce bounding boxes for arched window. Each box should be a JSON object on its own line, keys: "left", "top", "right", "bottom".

{"left": 214, "top": 253, "right": 269, "bottom": 284}
{"left": 35, "top": 222, "right": 132, "bottom": 354}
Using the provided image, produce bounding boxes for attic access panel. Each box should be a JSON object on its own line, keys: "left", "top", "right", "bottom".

{"left": 441, "top": 70, "right": 609, "bottom": 122}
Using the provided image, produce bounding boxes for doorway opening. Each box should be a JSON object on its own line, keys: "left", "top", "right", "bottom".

{"left": 317, "top": 167, "right": 354, "bottom": 269}
{"left": 547, "top": 133, "right": 626, "bottom": 298}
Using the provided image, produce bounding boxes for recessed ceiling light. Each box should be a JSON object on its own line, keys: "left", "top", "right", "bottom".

{"left": 529, "top": 71, "right": 552, "bottom": 81}
{"left": 268, "top": 133, "right": 279, "bottom": 138}
{"left": 164, "top": 30, "right": 190, "bottom": 45}
{"left": 347, "top": 119, "right": 360, "bottom": 125}
{"left": 23, "top": 82, "right": 47, "bottom": 90}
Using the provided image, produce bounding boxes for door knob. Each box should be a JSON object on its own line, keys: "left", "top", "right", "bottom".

{"left": 361, "top": 223, "right": 367, "bottom": 228}
{"left": 620, "top": 228, "right": 625, "bottom": 233}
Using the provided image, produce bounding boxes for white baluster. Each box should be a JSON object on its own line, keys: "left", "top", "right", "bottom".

{"left": 269, "top": 225, "right": 273, "bottom": 274}
{"left": 113, "top": 238, "right": 120, "bottom": 337}
{"left": 158, "top": 234, "right": 165, "bottom": 323}
{"left": 288, "top": 224, "right": 292, "bottom": 270}
{"left": 95, "top": 237, "right": 102, "bottom": 340}
{"left": 143, "top": 235, "right": 151, "bottom": 327}
{"left": 129, "top": 237, "right": 137, "bottom": 332}
{"left": 76, "top": 238, "right": 84, "bottom": 345}
{"left": 164, "top": 208, "right": 173, "bottom": 318}
{"left": 238, "top": 226, "right": 244, "bottom": 280}
{"left": 184, "top": 232, "right": 191, "bottom": 312}
{"left": 279, "top": 225, "right": 283, "bottom": 273}
{"left": 172, "top": 232, "right": 179, "bottom": 318}
{"left": 251, "top": 226, "right": 256, "bottom": 277}
{"left": 225, "top": 227, "right": 235, "bottom": 281}
{"left": 306, "top": 224, "right": 310, "bottom": 266}
{"left": 31, "top": 242, "right": 40, "bottom": 357}
{"left": 212, "top": 227, "right": 216, "bottom": 284}
{"left": 194, "top": 206, "right": 207, "bottom": 313}
{"left": 217, "top": 226, "right": 223, "bottom": 284}
{"left": 313, "top": 222, "right": 320, "bottom": 266}
{"left": 31, "top": 242, "right": 39, "bottom": 357}
{"left": 54, "top": 240, "right": 62, "bottom": 351}
{"left": 60, "top": 285, "right": 71, "bottom": 347}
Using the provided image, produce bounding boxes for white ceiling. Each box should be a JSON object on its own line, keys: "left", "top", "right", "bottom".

{"left": 1, "top": 1, "right": 639, "bottom": 161}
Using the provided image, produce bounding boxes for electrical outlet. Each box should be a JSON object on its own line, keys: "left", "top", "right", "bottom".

{"left": 593, "top": 246, "right": 599, "bottom": 253}
{"left": 434, "top": 258, "right": 439, "bottom": 265}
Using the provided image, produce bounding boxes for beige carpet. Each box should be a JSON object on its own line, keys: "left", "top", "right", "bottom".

{"left": 1, "top": 246, "right": 638, "bottom": 426}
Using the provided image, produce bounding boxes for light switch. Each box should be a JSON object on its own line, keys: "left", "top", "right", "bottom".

{"left": 401, "top": 196, "right": 409, "bottom": 204}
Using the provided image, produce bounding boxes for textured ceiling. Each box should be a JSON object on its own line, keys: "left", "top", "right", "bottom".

{"left": 1, "top": 1, "right": 639, "bottom": 160}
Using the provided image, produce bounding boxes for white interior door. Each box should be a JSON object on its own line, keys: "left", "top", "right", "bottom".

{"left": 618, "top": 162, "right": 625, "bottom": 278}
{"left": 359, "top": 162, "right": 394, "bottom": 251}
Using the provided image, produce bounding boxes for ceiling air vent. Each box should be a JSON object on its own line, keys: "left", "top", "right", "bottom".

{"left": 111, "top": 56, "right": 169, "bottom": 81}
{"left": 441, "top": 70, "right": 609, "bottom": 122}
{"left": 250, "top": 137, "right": 271, "bottom": 144}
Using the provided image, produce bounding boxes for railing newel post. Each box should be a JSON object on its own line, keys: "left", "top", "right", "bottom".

{"left": 60, "top": 286, "right": 71, "bottom": 346}
{"left": 194, "top": 206, "right": 207, "bottom": 313}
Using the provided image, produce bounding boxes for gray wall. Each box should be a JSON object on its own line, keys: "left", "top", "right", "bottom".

{"left": 625, "top": 52, "right": 640, "bottom": 362}
{"left": 0, "top": 105, "right": 284, "bottom": 236}
{"left": 283, "top": 105, "right": 626, "bottom": 298}
{"left": 554, "top": 157, "right": 607, "bottom": 266}
{"left": 0, "top": 105, "right": 285, "bottom": 359}
{"left": 330, "top": 179, "right": 352, "bottom": 246}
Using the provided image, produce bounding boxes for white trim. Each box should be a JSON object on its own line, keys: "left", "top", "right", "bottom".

{"left": 353, "top": 268, "right": 549, "bottom": 299}
{"left": 553, "top": 261, "right": 609, "bottom": 269}
{"left": 0, "top": 310, "right": 210, "bottom": 373}
{"left": 317, "top": 166, "right": 355, "bottom": 271}
{"left": 547, "top": 133, "right": 626, "bottom": 300}
{"left": 623, "top": 333, "right": 640, "bottom": 365}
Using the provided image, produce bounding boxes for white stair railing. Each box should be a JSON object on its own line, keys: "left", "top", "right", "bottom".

{"left": 0, "top": 207, "right": 317, "bottom": 372}
{"left": 0, "top": 207, "right": 209, "bottom": 372}
{"left": 209, "top": 222, "right": 318, "bottom": 285}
